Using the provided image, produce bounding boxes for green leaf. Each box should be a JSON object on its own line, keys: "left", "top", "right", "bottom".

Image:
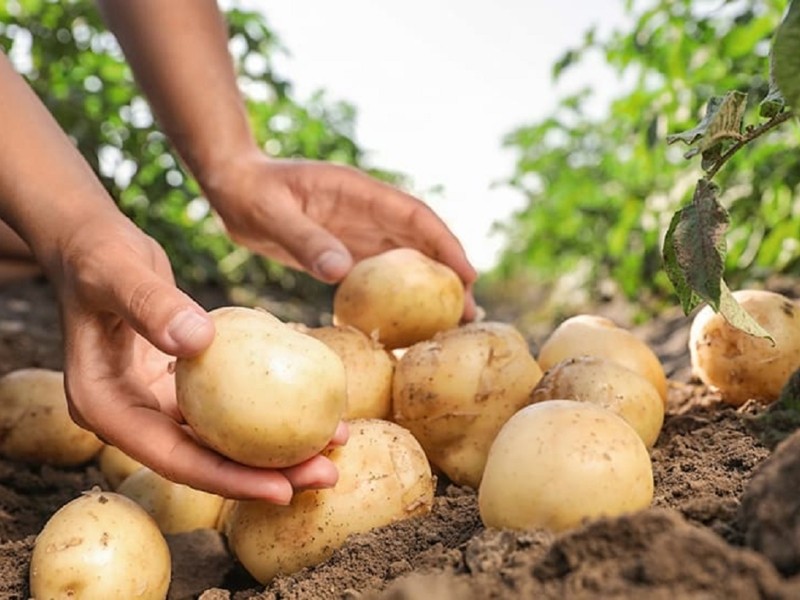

{"left": 666, "top": 91, "right": 748, "bottom": 164}
{"left": 661, "top": 179, "right": 729, "bottom": 311}
{"left": 717, "top": 280, "right": 775, "bottom": 342}
{"left": 760, "top": 81, "right": 785, "bottom": 118}
{"left": 772, "top": 0, "right": 800, "bottom": 110}
{"left": 662, "top": 207, "right": 703, "bottom": 314}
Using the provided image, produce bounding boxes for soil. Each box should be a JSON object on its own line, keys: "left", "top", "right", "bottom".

{"left": 3, "top": 278, "right": 800, "bottom": 599}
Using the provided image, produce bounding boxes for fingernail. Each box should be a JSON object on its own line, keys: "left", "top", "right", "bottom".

{"left": 167, "top": 309, "right": 213, "bottom": 350}
{"left": 313, "top": 250, "right": 352, "bottom": 281}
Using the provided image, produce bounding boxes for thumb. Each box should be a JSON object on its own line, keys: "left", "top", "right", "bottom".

{"left": 109, "top": 263, "right": 215, "bottom": 357}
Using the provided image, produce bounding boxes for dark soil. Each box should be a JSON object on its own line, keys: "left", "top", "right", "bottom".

{"left": 3, "top": 278, "right": 800, "bottom": 599}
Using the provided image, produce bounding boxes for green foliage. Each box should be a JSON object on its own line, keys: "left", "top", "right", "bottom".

{"left": 0, "top": 0, "right": 403, "bottom": 296}
{"left": 496, "top": 0, "right": 800, "bottom": 309}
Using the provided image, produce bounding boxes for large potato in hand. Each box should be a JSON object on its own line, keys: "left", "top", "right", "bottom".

{"left": 226, "top": 419, "right": 435, "bottom": 583}
{"left": 0, "top": 368, "right": 102, "bottom": 466}
{"left": 333, "top": 248, "right": 464, "bottom": 349}
{"left": 689, "top": 289, "right": 800, "bottom": 406}
{"left": 531, "top": 356, "right": 664, "bottom": 448}
{"left": 479, "top": 400, "right": 654, "bottom": 533}
{"left": 175, "top": 307, "right": 346, "bottom": 468}
{"left": 537, "top": 314, "right": 668, "bottom": 403}
{"left": 392, "top": 321, "right": 543, "bottom": 488}
{"left": 29, "top": 489, "right": 171, "bottom": 599}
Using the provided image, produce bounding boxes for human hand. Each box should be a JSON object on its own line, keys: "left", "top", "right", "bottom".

{"left": 47, "top": 211, "right": 347, "bottom": 503}
{"left": 202, "top": 153, "right": 479, "bottom": 320}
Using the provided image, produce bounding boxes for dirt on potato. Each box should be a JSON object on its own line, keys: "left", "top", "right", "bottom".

{"left": 3, "top": 278, "right": 800, "bottom": 599}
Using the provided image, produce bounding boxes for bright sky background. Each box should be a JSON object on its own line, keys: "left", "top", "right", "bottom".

{"left": 251, "top": 1, "right": 629, "bottom": 272}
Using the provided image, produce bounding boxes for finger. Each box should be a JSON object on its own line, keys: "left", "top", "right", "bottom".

{"left": 281, "top": 454, "right": 341, "bottom": 490}
{"left": 330, "top": 420, "right": 349, "bottom": 447}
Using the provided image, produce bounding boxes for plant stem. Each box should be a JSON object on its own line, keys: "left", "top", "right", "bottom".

{"left": 706, "top": 109, "right": 795, "bottom": 180}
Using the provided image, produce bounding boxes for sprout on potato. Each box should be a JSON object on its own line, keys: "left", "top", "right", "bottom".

{"left": 29, "top": 488, "right": 171, "bottom": 599}
{"left": 333, "top": 248, "right": 465, "bottom": 349}
{"left": 225, "top": 419, "right": 435, "bottom": 583}
{"left": 689, "top": 289, "right": 800, "bottom": 406}
{"left": 478, "top": 400, "right": 654, "bottom": 533}
{"left": 300, "top": 324, "right": 395, "bottom": 420}
{"left": 537, "top": 314, "right": 668, "bottom": 404}
{"left": 392, "top": 321, "right": 543, "bottom": 488}
{"left": 0, "top": 368, "right": 103, "bottom": 466}
{"left": 175, "top": 306, "right": 347, "bottom": 468}
{"left": 98, "top": 444, "right": 144, "bottom": 490}
{"left": 117, "top": 467, "right": 226, "bottom": 534}
{"left": 530, "top": 356, "right": 664, "bottom": 448}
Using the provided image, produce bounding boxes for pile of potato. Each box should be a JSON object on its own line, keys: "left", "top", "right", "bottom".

{"left": 9, "top": 248, "right": 797, "bottom": 598}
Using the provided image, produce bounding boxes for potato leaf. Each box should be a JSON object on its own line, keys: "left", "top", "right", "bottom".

{"left": 717, "top": 280, "right": 775, "bottom": 343}
{"left": 772, "top": 0, "right": 800, "bottom": 110}
{"left": 666, "top": 91, "right": 747, "bottom": 167}
{"left": 759, "top": 81, "right": 785, "bottom": 118}
{"left": 662, "top": 179, "right": 728, "bottom": 312}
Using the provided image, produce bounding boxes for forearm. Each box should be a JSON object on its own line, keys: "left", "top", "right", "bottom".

{"left": 0, "top": 53, "right": 120, "bottom": 272}
{"left": 96, "top": 0, "right": 258, "bottom": 191}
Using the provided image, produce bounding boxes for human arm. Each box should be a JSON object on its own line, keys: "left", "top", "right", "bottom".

{"left": 95, "top": 0, "right": 478, "bottom": 316}
{"left": 0, "top": 51, "right": 344, "bottom": 503}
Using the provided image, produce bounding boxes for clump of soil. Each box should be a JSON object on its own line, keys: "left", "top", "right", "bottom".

{"left": 3, "top": 278, "right": 800, "bottom": 599}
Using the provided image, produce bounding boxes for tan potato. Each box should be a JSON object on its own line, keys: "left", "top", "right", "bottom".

{"left": 537, "top": 314, "right": 668, "bottom": 404}
{"left": 98, "top": 444, "right": 144, "bottom": 490}
{"left": 175, "top": 306, "right": 346, "bottom": 468}
{"left": 333, "top": 248, "right": 464, "bottom": 349}
{"left": 392, "top": 321, "right": 543, "bottom": 488}
{"left": 478, "top": 400, "right": 654, "bottom": 533}
{"left": 689, "top": 289, "right": 800, "bottom": 406}
{"left": 117, "top": 468, "right": 226, "bottom": 534}
{"left": 0, "top": 368, "right": 102, "bottom": 466}
{"left": 29, "top": 488, "right": 171, "bottom": 599}
{"left": 531, "top": 356, "right": 664, "bottom": 448}
{"left": 301, "top": 324, "right": 395, "bottom": 420}
{"left": 226, "top": 419, "right": 435, "bottom": 583}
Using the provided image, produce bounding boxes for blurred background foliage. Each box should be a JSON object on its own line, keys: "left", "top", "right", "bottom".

{"left": 0, "top": 0, "right": 406, "bottom": 306}
{"left": 489, "top": 0, "right": 800, "bottom": 320}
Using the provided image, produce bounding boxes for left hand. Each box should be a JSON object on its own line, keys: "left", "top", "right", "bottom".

{"left": 203, "top": 153, "right": 479, "bottom": 320}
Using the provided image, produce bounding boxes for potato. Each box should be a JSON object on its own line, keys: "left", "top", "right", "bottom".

{"left": 98, "top": 444, "right": 144, "bottom": 490}
{"left": 301, "top": 324, "right": 395, "bottom": 420}
{"left": 478, "top": 400, "right": 653, "bottom": 532}
{"left": 175, "top": 306, "right": 346, "bottom": 468}
{"left": 689, "top": 289, "right": 800, "bottom": 406}
{"left": 0, "top": 368, "right": 102, "bottom": 466}
{"left": 332, "top": 248, "right": 464, "bottom": 349}
{"left": 530, "top": 356, "right": 664, "bottom": 448}
{"left": 29, "top": 488, "right": 171, "bottom": 599}
{"left": 225, "top": 419, "right": 434, "bottom": 583}
{"left": 537, "top": 314, "right": 668, "bottom": 403}
{"left": 392, "top": 321, "right": 543, "bottom": 488}
{"left": 117, "top": 467, "right": 226, "bottom": 534}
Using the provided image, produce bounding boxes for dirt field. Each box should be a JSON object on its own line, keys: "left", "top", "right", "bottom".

{"left": 3, "top": 278, "right": 800, "bottom": 599}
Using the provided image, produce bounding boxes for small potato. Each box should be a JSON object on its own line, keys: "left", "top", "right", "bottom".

{"left": 29, "top": 488, "right": 171, "bottom": 599}
{"left": 531, "top": 356, "right": 664, "bottom": 448}
{"left": 226, "top": 419, "right": 435, "bottom": 583}
{"left": 392, "top": 321, "right": 543, "bottom": 488}
{"left": 478, "top": 400, "right": 654, "bottom": 533}
{"left": 117, "top": 467, "right": 226, "bottom": 534}
{"left": 302, "top": 325, "right": 395, "bottom": 420}
{"left": 175, "top": 306, "right": 346, "bottom": 468}
{"left": 537, "top": 314, "right": 668, "bottom": 404}
{"left": 333, "top": 248, "right": 465, "bottom": 349}
{"left": 689, "top": 289, "right": 800, "bottom": 406}
{"left": 0, "top": 368, "right": 102, "bottom": 466}
{"left": 98, "top": 444, "right": 144, "bottom": 490}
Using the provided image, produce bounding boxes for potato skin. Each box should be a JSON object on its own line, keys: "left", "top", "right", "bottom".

{"left": 689, "top": 289, "right": 800, "bottom": 406}
{"left": 478, "top": 400, "right": 654, "bottom": 532}
{"left": 225, "top": 419, "right": 435, "bottom": 583}
{"left": 537, "top": 314, "right": 668, "bottom": 403}
{"left": 175, "top": 307, "right": 346, "bottom": 468}
{"left": 0, "top": 368, "right": 102, "bottom": 466}
{"left": 98, "top": 444, "right": 144, "bottom": 490}
{"left": 333, "top": 248, "right": 464, "bottom": 349}
{"left": 392, "top": 321, "right": 543, "bottom": 488}
{"left": 531, "top": 356, "right": 664, "bottom": 448}
{"left": 29, "top": 489, "right": 171, "bottom": 599}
